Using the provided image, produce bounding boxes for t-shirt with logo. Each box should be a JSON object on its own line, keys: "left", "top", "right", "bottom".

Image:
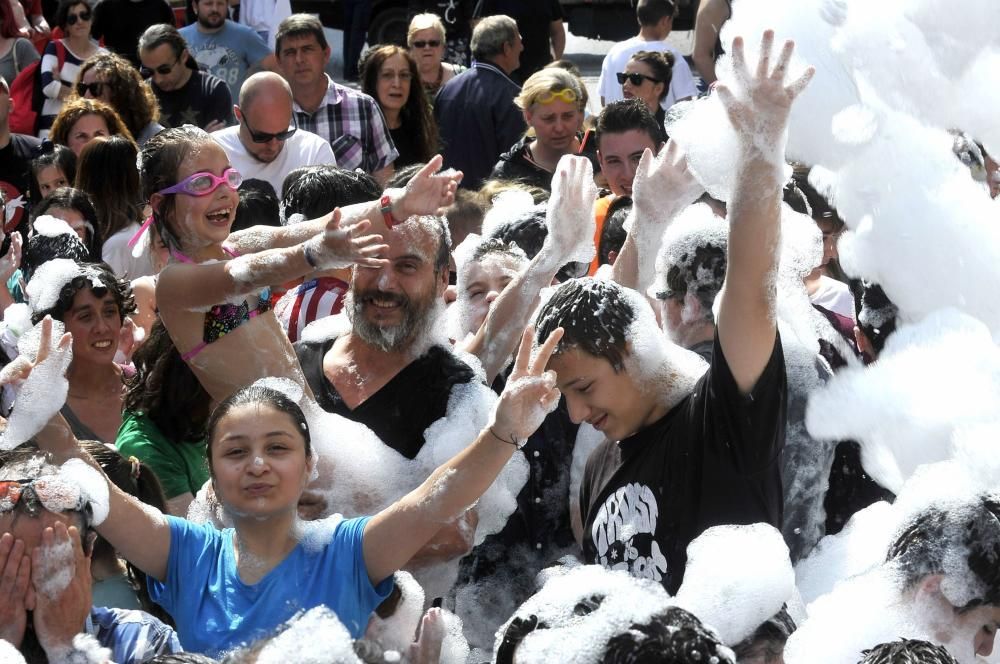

{"left": 179, "top": 20, "right": 272, "bottom": 101}
{"left": 0, "top": 134, "right": 40, "bottom": 236}
{"left": 154, "top": 68, "right": 235, "bottom": 131}
{"left": 579, "top": 332, "right": 786, "bottom": 594}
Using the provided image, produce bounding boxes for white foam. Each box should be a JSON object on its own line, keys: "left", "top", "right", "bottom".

{"left": 0, "top": 640, "right": 25, "bottom": 663}
{"left": 256, "top": 606, "right": 361, "bottom": 664}
{"left": 31, "top": 215, "right": 77, "bottom": 238}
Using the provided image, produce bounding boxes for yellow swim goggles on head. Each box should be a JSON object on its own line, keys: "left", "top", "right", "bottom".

{"left": 537, "top": 88, "right": 579, "bottom": 105}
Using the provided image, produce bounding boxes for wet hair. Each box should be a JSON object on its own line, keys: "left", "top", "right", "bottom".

{"left": 74, "top": 51, "right": 160, "bottom": 138}
{"left": 54, "top": 0, "right": 90, "bottom": 30}
{"left": 280, "top": 165, "right": 380, "bottom": 222}
{"left": 75, "top": 135, "right": 143, "bottom": 244}
{"left": 275, "top": 13, "right": 328, "bottom": 55}
{"left": 360, "top": 45, "right": 438, "bottom": 164}
{"left": 636, "top": 0, "right": 677, "bottom": 26}
{"left": 124, "top": 319, "right": 211, "bottom": 445}
{"left": 733, "top": 606, "right": 796, "bottom": 664}
{"left": 599, "top": 196, "right": 631, "bottom": 265}
{"left": 886, "top": 492, "right": 1000, "bottom": 611}
{"left": 150, "top": 654, "right": 221, "bottom": 664}
{"left": 604, "top": 607, "right": 734, "bottom": 664}
{"left": 30, "top": 261, "right": 137, "bottom": 325}
{"left": 30, "top": 186, "right": 99, "bottom": 260}
{"left": 21, "top": 226, "right": 91, "bottom": 284}
{"left": 205, "top": 384, "right": 312, "bottom": 472}
{"left": 792, "top": 166, "right": 844, "bottom": 226}
{"left": 596, "top": 99, "right": 663, "bottom": 150}
{"left": 663, "top": 236, "right": 727, "bottom": 323}
{"left": 471, "top": 15, "right": 518, "bottom": 61}
{"left": 233, "top": 178, "right": 280, "bottom": 232}
{"left": 858, "top": 639, "right": 959, "bottom": 664}
{"left": 629, "top": 50, "right": 674, "bottom": 102}
{"left": 49, "top": 98, "right": 135, "bottom": 149}
{"left": 471, "top": 237, "right": 528, "bottom": 265}
{"left": 138, "top": 125, "right": 216, "bottom": 251}
{"left": 487, "top": 206, "right": 587, "bottom": 281}
{"left": 535, "top": 278, "right": 635, "bottom": 371}
{"left": 29, "top": 143, "right": 77, "bottom": 205}
{"left": 78, "top": 440, "right": 173, "bottom": 625}
{"left": 850, "top": 280, "right": 898, "bottom": 357}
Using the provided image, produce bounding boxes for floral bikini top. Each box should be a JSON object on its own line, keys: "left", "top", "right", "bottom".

{"left": 171, "top": 246, "right": 272, "bottom": 362}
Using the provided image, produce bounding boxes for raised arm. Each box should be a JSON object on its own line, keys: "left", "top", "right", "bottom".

{"left": 692, "top": 0, "right": 730, "bottom": 84}
{"left": 462, "top": 156, "right": 596, "bottom": 382}
{"left": 226, "top": 155, "right": 462, "bottom": 253}
{"left": 715, "top": 32, "right": 813, "bottom": 392}
{"left": 363, "top": 326, "right": 564, "bottom": 585}
{"left": 611, "top": 141, "right": 704, "bottom": 292}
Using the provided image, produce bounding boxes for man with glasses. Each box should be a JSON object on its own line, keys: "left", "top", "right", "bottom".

{"left": 212, "top": 72, "right": 334, "bottom": 196}
{"left": 91, "top": 0, "right": 173, "bottom": 68}
{"left": 138, "top": 23, "right": 235, "bottom": 132}
{"left": 0, "top": 75, "right": 39, "bottom": 236}
{"left": 596, "top": 0, "right": 697, "bottom": 110}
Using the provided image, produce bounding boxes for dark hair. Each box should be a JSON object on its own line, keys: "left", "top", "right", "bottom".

{"left": 205, "top": 384, "right": 311, "bottom": 471}
{"left": 535, "top": 278, "right": 635, "bottom": 371}
{"left": 0, "top": 443, "right": 91, "bottom": 544}
{"left": 150, "top": 654, "right": 221, "bottom": 664}
{"left": 280, "top": 165, "right": 380, "bottom": 222}
{"left": 124, "top": 319, "right": 211, "bottom": 445}
{"left": 275, "top": 14, "right": 328, "bottom": 55}
{"left": 596, "top": 99, "right": 663, "bottom": 150}
{"left": 139, "top": 125, "right": 215, "bottom": 251}
{"left": 733, "top": 607, "right": 796, "bottom": 664}
{"left": 443, "top": 189, "right": 485, "bottom": 248}
{"left": 55, "top": 0, "right": 90, "bottom": 31}
{"left": 31, "top": 186, "right": 99, "bottom": 260}
{"left": 471, "top": 237, "right": 527, "bottom": 265}
{"left": 233, "top": 178, "right": 280, "bottom": 232}
{"left": 78, "top": 440, "right": 173, "bottom": 625}
{"left": 22, "top": 228, "right": 91, "bottom": 284}
{"left": 75, "top": 135, "right": 143, "bottom": 244}
{"left": 599, "top": 196, "right": 631, "bottom": 265}
{"left": 604, "top": 607, "right": 733, "bottom": 664}
{"left": 73, "top": 52, "right": 160, "bottom": 139}
{"left": 886, "top": 493, "right": 1000, "bottom": 611}
{"left": 29, "top": 143, "right": 77, "bottom": 205}
{"left": 30, "top": 261, "right": 137, "bottom": 325}
{"left": 629, "top": 50, "right": 674, "bottom": 101}
{"left": 487, "top": 206, "right": 586, "bottom": 281}
{"left": 137, "top": 22, "right": 189, "bottom": 61}
{"left": 636, "top": 0, "right": 677, "bottom": 27}
{"left": 850, "top": 280, "right": 898, "bottom": 357}
{"left": 360, "top": 45, "right": 438, "bottom": 164}
{"left": 544, "top": 58, "right": 583, "bottom": 78}
{"left": 859, "top": 639, "right": 959, "bottom": 664}
{"left": 663, "top": 238, "right": 727, "bottom": 322}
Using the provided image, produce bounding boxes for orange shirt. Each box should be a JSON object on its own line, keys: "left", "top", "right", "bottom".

{"left": 588, "top": 194, "right": 616, "bottom": 275}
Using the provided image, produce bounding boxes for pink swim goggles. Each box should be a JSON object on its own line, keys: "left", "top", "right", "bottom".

{"left": 156, "top": 167, "right": 243, "bottom": 197}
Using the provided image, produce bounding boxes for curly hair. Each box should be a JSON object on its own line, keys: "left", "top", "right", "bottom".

{"left": 73, "top": 52, "right": 160, "bottom": 139}
{"left": 49, "top": 98, "right": 135, "bottom": 149}
{"left": 360, "top": 45, "right": 438, "bottom": 164}
{"left": 30, "top": 262, "right": 137, "bottom": 325}
{"left": 859, "top": 639, "right": 959, "bottom": 664}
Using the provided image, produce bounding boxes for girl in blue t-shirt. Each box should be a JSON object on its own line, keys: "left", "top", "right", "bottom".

{"left": 25, "top": 316, "right": 564, "bottom": 656}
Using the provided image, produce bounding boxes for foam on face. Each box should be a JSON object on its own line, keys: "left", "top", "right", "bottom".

{"left": 33, "top": 534, "right": 74, "bottom": 599}
{"left": 31, "top": 214, "right": 77, "bottom": 238}
{"left": 256, "top": 606, "right": 361, "bottom": 664}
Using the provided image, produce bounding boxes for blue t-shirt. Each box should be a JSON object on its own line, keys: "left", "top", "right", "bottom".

{"left": 148, "top": 515, "right": 392, "bottom": 656}
{"left": 179, "top": 20, "right": 272, "bottom": 99}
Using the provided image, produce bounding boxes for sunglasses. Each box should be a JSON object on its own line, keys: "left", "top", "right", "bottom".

{"left": 537, "top": 88, "right": 578, "bottom": 105}
{"left": 140, "top": 58, "right": 179, "bottom": 78}
{"left": 65, "top": 9, "right": 92, "bottom": 25}
{"left": 157, "top": 167, "right": 243, "bottom": 196}
{"left": 242, "top": 113, "right": 297, "bottom": 143}
{"left": 76, "top": 81, "right": 105, "bottom": 97}
{"left": 411, "top": 40, "right": 441, "bottom": 49}
{"left": 617, "top": 72, "right": 661, "bottom": 86}
{"left": 0, "top": 478, "right": 92, "bottom": 523}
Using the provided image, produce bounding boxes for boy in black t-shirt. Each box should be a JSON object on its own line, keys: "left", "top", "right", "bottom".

{"left": 535, "top": 32, "right": 814, "bottom": 593}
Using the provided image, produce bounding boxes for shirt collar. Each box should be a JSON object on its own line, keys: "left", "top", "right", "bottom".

{"left": 293, "top": 74, "right": 343, "bottom": 113}
{"left": 472, "top": 60, "right": 519, "bottom": 87}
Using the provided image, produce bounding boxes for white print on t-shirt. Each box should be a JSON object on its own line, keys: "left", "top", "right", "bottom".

{"left": 193, "top": 46, "right": 241, "bottom": 86}
{"left": 591, "top": 482, "right": 668, "bottom": 582}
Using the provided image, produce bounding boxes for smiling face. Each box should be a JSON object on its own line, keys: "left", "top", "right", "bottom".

{"left": 66, "top": 113, "right": 110, "bottom": 156}
{"left": 376, "top": 53, "right": 412, "bottom": 115}
{"left": 63, "top": 287, "right": 122, "bottom": 366}
{"left": 210, "top": 402, "right": 313, "bottom": 520}
{"left": 457, "top": 252, "right": 524, "bottom": 335}
{"left": 525, "top": 98, "right": 582, "bottom": 155}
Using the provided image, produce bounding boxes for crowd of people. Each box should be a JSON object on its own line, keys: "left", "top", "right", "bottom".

{"left": 0, "top": 0, "right": 998, "bottom": 662}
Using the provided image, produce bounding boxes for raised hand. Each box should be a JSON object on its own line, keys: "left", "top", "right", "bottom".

{"left": 0, "top": 533, "right": 32, "bottom": 648}
{"left": 716, "top": 31, "right": 815, "bottom": 147}
{"left": 630, "top": 141, "right": 704, "bottom": 229}
{"left": 542, "top": 155, "right": 598, "bottom": 268}
{"left": 491, "top": 326, "right": 564, "bottom": 445}
{"left": 0, "top": 232, "right": 22, "bottom": 283}
{"left": 393, "top": 155, "right": 464, "bottom": 220}
{"left": 0, "top": 316, "right": 71, "bottom": 388}
{"left": 32, "top": 522, "right": 94, "bottom": 660}
{"left": 304, "top": 209, "right": 390, "bottom": 271}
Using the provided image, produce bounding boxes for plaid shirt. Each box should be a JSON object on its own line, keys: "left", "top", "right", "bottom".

{"left": 293, "top": 75, "right": 398, "bottom": 174}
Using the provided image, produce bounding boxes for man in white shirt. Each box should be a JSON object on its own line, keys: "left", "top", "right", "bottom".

{"left": 212, "top": 71, "right": 335, "bottom": 196}
{"left": 597, "top": 0, "right": 698, "bottom": 111}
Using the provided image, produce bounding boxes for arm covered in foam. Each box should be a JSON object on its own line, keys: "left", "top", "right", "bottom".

{"left": 715, "top": 32, "right": 813, "bottom": 392}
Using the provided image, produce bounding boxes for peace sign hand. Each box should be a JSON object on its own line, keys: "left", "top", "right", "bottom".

{"left": 491, "top": 326, "right": 564, "bottom": 445}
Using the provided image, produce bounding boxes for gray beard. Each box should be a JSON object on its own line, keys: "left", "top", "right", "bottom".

{"left": 347, "top": 292, "right": 425, "bottom": 353}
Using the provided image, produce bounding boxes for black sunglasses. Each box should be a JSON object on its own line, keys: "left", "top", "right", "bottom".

{"left": 412, "top": 40, "right": 441, "bottom": 48}
{"left": 76, "top": 81, "right": 105, "bottom": 97}
{"left": 65, "top": 9, "right": 92, "bottom": 25}
{"left": 242, "top": 113, "right": 298, "bottom": 143}
{"left": 140, "top": 58, "right": 180, "bottom": 78}
{"left": 617, "top": 71, "right": 661, "bottom": 86}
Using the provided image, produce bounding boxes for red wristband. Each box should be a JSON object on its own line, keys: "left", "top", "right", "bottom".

{"left": 380, "top": 194, "right": 395, "bottom": 229}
